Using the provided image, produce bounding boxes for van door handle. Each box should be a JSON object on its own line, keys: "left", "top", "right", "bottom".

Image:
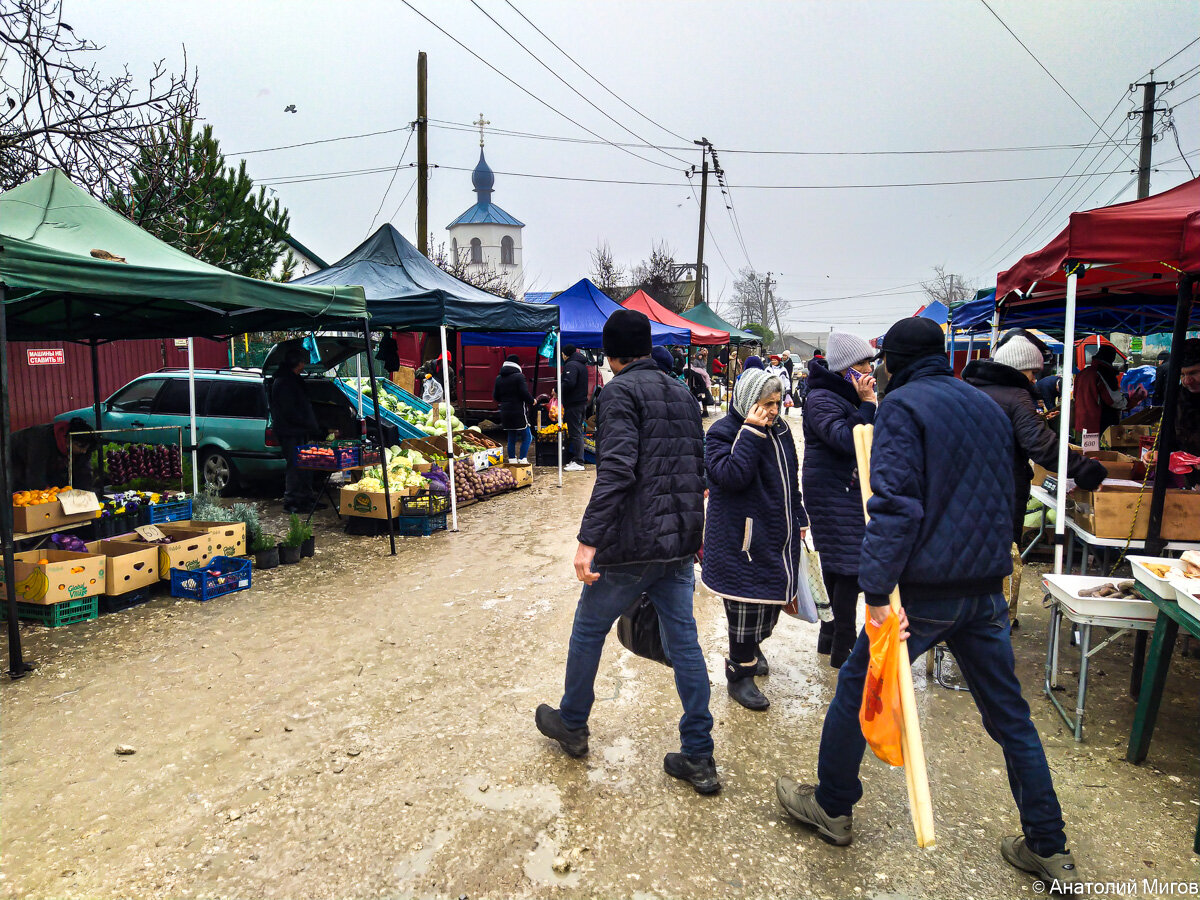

{"left": 131, "top": 421, "right": 145, "bottom": 427}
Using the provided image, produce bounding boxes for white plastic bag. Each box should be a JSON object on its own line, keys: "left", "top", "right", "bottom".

{"left": 786, "top": 535, "right": 830, "bottom": 622}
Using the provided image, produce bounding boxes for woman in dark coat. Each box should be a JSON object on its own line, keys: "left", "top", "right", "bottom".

{"left": 801, "top": 333, "right": 878, "bottom": 669}
{"left": 702, "top": 369, "right": 807, "bottom": 710}
{"left": 493, "top": 355, "right": 535, "bottom": 463}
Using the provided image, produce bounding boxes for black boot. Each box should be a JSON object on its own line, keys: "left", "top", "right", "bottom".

{"left": 754, "top": 653, "right": 769, "bottom": 677}
{"left": 726, "top": 659, "right": 769, "bottom": 711}
{"left": 817, "top": 624, "right": 833, "bottom": 656}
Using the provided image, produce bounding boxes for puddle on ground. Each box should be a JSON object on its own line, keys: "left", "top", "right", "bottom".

{"left": 459, "top": 776, "right": 561, "bottom": 817}
{"left": 393, "top": 827, "right": 454, "bottom": 882}
{"left": 523, "top": 831, "right": 582, "bottom": 888}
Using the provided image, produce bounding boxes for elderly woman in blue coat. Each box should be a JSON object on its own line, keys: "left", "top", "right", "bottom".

{"left": 801, "top": 332, "right": 878, "bottom": 668}
{"left": 702, "top": 368, "right": 807, "bottom": 710}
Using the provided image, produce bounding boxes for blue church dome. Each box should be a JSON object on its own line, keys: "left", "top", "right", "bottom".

{"left": 472, "top": 149, "right": 494, "bottom": 201}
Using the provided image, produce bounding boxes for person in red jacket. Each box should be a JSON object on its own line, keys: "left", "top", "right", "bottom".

{"left": 1073, "top": 344, "right": 1146, "bottom": 438}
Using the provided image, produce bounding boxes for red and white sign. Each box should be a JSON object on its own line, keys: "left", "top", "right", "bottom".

{"left": 27, "top": 348, "right": 65, "bottom": 366}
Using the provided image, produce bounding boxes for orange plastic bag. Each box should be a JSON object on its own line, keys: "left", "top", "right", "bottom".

{"left": 860, "top": 612, "right": 905, "bottom": 767}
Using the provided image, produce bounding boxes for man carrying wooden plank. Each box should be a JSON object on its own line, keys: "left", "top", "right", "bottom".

{"left": 776, "top": 316, "right": 1082, "bottom": 893}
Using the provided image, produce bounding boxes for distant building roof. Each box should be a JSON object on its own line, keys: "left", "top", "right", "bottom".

{"left": 447, "top": 202, "right": 525, "bottom": 228}
{"left": 284, "top": 235, "right": 328, "bottom": 269}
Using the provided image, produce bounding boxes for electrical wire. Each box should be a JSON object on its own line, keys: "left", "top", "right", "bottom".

{"left": 387, "top": 173, "right": 420, "bottom": 227}
{"left": 1154, "top": 36, "right": 1200, "bottom": 72}
{"left": 1166, "top": 120, "right": 1197, "bottom": 177}
{"left": 398, "top": 0, "right": 684, "bottom": 174}
{"left": 228, "top": 126, "right": 412, "bottom": 156}
{"left": 468, "top": 0, "right": 690, "bottom": 167}
{"left": 501, "top": 0, "right": 691, "bottom": 145}
{"left": 367, "top": 124, "right": 416, "bottom": 235}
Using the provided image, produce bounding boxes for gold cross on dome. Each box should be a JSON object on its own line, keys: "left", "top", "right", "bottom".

{"left": 474, "top": 113, "right": 490, "bottom": 147}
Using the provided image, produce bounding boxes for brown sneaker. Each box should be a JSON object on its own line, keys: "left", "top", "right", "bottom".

{"left": 1001, "top": 835, "right": 1081, "bottom": 893}
{"left": 776, "top": 776, "right": 852, "bottom": 846}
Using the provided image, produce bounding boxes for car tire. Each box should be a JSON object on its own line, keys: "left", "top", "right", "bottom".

{"left": 200, "top": 448, "right": 237, "bottom": 494}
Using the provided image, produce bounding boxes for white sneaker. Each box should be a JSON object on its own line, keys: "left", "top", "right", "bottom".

{"left": 516, "top": 458, "right": 529, "bottom": 465}
{"left": 564, "top": 461, "right": 586, "bottom": 472}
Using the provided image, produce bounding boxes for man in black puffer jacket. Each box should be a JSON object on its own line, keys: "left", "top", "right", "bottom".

{"left": 536, "top": 310, "right": 718, "bottom": 795}
{"left": 560, "top": 345, "right": 590, "bottom": 470}
{"left": 964, "top": 332, "right": 1107, "bottom": 542}
{"left": 777, "top": 317, "right": 1082, "bottom": 893}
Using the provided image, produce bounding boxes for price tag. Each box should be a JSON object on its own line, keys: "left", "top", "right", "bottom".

{"left": 1081, "top": 432, "right": 1100, "bottom": 453}
{"left": 135, "top": 524, "right": 168, "bottom": 542}
{"left": 57, "top": 489, "right": 100, "bottom": 514}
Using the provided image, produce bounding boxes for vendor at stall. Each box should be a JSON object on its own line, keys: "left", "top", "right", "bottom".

{"left": 270, "top": 347, "right": 324, "bottom": 513}
{"left": 1175, "top": 337, "right": 1200, "bottom": 456}
{"left": 1073, "top": 344, "right": 1147, "bottom": 437}
{"left": 10, "top": 417, "right": 97, "bottom": 493}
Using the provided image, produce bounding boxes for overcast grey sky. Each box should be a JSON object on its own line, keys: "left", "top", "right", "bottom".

{"left": 71, "top": 0, "right": 1199, "bottom": 337}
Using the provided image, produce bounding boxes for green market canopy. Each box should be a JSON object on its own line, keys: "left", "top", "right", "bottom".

{"left": 0, "top": 169, "right": 366, "bottom": 340}
{"left": 679, "top": 301, "right": 759, "bottom": 344}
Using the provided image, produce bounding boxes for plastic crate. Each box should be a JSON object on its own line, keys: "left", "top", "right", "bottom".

{"left": 144, "top": 499, "right": 193, "bottom": 525}
{"left": 398, "top": 492, "right": 449, "bottom": 517}
{"left": 100, "top": 589, "right": 152, "bottom": 615}
{"left": 90, "top": 511, "right": 141, "bottom": 540}
{"left": 395, "top": 513, "right": 447, "bottom": 536}
{"left": 0, "top": 596, "right": 98, "bottom": 627}
{"left": 169, "top": 556, "right": 252, "bottom": 602}
{"left": 295, "top": 443, "right": 360, "bottom": 470}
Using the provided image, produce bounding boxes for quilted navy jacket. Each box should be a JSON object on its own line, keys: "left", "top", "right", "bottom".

{"left": 859, "top": 355, "right": 1014, "bottom": 606}
{"left": 702, "top": 412, "right": 808, "bottom": 604}
{"left": 801, "top": 362, "right": 876, "bottom": 575}
{"left": 577, "top": 358, "right": 705, "bottom": 566}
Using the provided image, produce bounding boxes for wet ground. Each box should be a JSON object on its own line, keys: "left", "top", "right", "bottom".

{"left": 2, "top": 420, "right": 1199, "bottom": 900}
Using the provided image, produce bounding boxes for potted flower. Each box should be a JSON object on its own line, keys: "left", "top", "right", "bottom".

{"left": 300, "top": 520, "right": 315, "bottom": 558}
{"left": 252, "top": 532, "right": 280, "bottom": 569}
{"left": 279, "top": 514, "right": 304, "bottom": 565}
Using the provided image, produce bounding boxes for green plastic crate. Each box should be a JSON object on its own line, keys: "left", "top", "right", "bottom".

{"left": 0, "top": 596, "right": 99, "bottom": 627}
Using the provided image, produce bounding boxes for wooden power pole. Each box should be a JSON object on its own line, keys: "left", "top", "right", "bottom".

{"left": 692, "top": 138, "right": 709, "bottom": 308}
{"left": 417, "top": 51, "right": 429, "bottom": 257}
{"left": 1133, "top": 76, "right": 1167, "bottom": 199}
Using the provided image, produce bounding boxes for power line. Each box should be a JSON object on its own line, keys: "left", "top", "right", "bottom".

{"left": 387, "top": 173, "right": 420, "bottom": 226}
{"left": 367, "top": 124, "right": 416, "bottom": 236}
{"left": 978, "top": 0, "right": 1137, "bottom": 168}
{"left": 501, "top": 0, "right": 691, "bottom": 145}
{"left": 397, "top": 0, "right": 684, "bottom": 174}
{"left": 467, "top": 0, "right": 690, "bottom": 168}
{"left": 1154, "top": 35, "right": 1200, "bottom": 72}
{"left": 229, "top": 126, "right": 411, "bottom": 156}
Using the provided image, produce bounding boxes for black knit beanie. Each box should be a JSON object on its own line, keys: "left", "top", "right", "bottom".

{"left": 603, "top": 309, "right": 652, "bottom": 360}
{"left": 879, "top": 317, "right": 944, "bottom": 378}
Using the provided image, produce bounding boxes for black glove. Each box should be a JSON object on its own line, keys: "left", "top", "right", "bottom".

{"left": 1073, "top": 457, "right": 1108, "bottom": 491}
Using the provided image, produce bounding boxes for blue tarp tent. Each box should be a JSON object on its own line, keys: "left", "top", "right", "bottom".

{"left": 460, "top": 278, "right": 691, "bottom": 349}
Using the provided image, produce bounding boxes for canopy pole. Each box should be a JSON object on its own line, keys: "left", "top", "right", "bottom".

{"left": 187, "top": 338, "right": 199, "bottom": 496}
{"left": 966, "top": 331, "right": 975, "bottom": 364}
{"left": 355, "top": 353, "right": 363, "bottom": 417}
{"left": 0, "top": 287, "right": 32, "bottom": 678}
{"left": 363, "top": 323, "right": 396, "bottom": 555}
{"left": 556, "top": 331, "right": 563, "bottom": 488}
{"left": 1053, "top": 267, "right": 1080, "bottom": 575}
{"left": 989, "top": 308, "right": 1001, "bottom": 353}
{"left": 90, "top": 339, "right": 105, "bottom": 490}
{"left": 441, "top": 325, "right": 458, "bottom": 532}
{"left": 1145, "top": 274, "right": 1195, "bottom": 554}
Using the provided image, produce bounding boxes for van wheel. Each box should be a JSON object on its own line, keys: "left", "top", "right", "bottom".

{"left": 201, "top": 448, "right": 237, "bottom": 494}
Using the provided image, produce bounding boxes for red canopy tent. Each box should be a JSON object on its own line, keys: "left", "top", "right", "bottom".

{"left": 621, "top": 289, "right": 729, "bottom": 345}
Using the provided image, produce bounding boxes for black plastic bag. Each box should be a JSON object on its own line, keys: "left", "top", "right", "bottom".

{"left": 616, "top": 593, "right": 672, "bottom": 668}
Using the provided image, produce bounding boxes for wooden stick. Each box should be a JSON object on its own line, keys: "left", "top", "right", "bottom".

{"left": 853, "top": 424, "right": 936, "bottom": 849}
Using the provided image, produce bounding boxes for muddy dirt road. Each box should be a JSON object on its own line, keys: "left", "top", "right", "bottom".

{"left": 3, "top": 448, "right": 1199, "bottom": 899}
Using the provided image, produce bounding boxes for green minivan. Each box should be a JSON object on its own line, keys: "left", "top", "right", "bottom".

{"left": 56, "top": 339, "right": 371, "bottom": 491}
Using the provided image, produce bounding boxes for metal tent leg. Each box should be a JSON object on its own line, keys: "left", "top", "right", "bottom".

{"left": 0, "top": 289, "right": 33, "bottom": 678}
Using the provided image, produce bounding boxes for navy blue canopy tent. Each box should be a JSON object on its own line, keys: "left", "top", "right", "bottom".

{"left": 460, "top": 278, "right": 691, "bottom": 349}
{"left": 951, "top": 288, "right": 1186, "bottom": 336}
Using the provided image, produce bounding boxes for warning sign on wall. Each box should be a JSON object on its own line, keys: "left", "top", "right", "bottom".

{"left": 26, "top": 349, "right": 65, "bottom": 365}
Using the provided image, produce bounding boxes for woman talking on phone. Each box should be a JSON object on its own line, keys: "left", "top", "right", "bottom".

{"left": 801, "top": 333, "right": 878, "bottom": 669}
{"left": 702, "top": 369, "right": 807, "bottom": 711}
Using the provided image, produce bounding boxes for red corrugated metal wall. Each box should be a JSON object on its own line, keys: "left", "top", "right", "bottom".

{"left": 6, "top": 338, "right": 230, "bottom": 430}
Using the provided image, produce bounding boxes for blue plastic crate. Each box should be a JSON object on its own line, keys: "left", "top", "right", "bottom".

{"left": 169, "top": 556, "right": 252, "bottom": 602}
{"left": 145, "top": 499, "right": 193, "bottom": 525}
{"left": 395, "top": 513, "right": 447, "bottom": 537}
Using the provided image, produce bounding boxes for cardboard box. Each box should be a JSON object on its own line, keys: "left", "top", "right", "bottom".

{"left": 1102, "top": 424, "right": 1154, "bottom": 450}
{"left": 1084, "top": 450, "right": 1146, "bottom": 482}
{"left": 161, "top": 521, "right": 247, "bottom": 557}
{"left": 105, "top": 530, "right": 214, "bottom": 580}
{"left": 2, "top": 550, "right": 105, "bottom": 604}
{"left": 505, "top": 463, "right": 534, "bottom": 489}
{"left": 12, "top": 491, "right": 100, "bottom": 533}
{"left": 84, "top": 540, "right": 159, "bottom": 595}
{"left": 1071, "top": 485, "right": 1200, "bottom": 541}
{"left": 340, "top": 487, "right": 406, "bottom": 519}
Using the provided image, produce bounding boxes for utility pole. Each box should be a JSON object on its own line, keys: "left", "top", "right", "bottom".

{"left": 764, "top": 271, "right": 785, "bottom": 353}
{"left": 1132, "top": 75, "right": 1168, "bottom": 199}
{"left": 416, "top": 51, "right": 429, "bottom": 256}
{"left": 691, "top": 138, "right": 710, "bottom": 309}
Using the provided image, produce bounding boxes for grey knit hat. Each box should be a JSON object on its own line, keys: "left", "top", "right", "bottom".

{"left": 993, "top": 335, "right": 1045, "bottom": 372}
{"left": 826, "top": 332, "right": 876, "bottom": 373}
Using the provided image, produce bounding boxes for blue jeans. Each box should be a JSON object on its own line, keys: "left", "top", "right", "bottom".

{"left": 815, "top": 594, "right": 1067, "bottom": 856}
{"left": 559, "top": 558, "right": 714, "bottom": 758}
{"left": 506, "top": 427, "right": 532, "bottom": 460}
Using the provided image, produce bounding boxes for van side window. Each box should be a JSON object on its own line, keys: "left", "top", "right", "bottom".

{"left": 109, "top": 378, "right": 166, "bottom": 413}
{"left": 153, "top": 379, "right": 214, "bottom": 416}
{"left": 207, "top": 382, "right": 267, "bottom": 419}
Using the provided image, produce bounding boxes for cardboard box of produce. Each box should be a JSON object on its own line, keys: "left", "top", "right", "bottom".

{"left": 1071, "top": 485, "right": 1200, "bottom": 540}
{"left": 84, "top": 540, "right": 158, "bottom": 595}
{"left": 340, "top": 487, "right": 406, "bottom": 519}
{"left": 2, "top": 550, "right": 105, "bottom": 604}
{"left": 505, "top": 463, "right": 534, "bottom": 489}
{"left": 12, "top": 489, "right": 100, "bottom": 533}
{"left": 105, "top": 529, "right": 214, "bottom": 579}
{"left": 160, "top": 521, "right": 247, "bottom": 557}
{"left": 1084, "top": 450, "right": 1146, "bottom": 482}
{"left": 1102, "top": 424, "right": 1154, "bottom": 449}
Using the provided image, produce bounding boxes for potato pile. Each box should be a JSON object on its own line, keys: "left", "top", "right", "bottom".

{"left": 478, "top": 467, "right": 517, "bottom": 496}
{"left": 452, "top": 463, "right": 484, "bottom": 501}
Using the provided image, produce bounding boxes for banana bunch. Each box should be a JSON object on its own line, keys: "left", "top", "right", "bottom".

{"left": 16, "top": 568, "right": 48, "bottom": 602}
